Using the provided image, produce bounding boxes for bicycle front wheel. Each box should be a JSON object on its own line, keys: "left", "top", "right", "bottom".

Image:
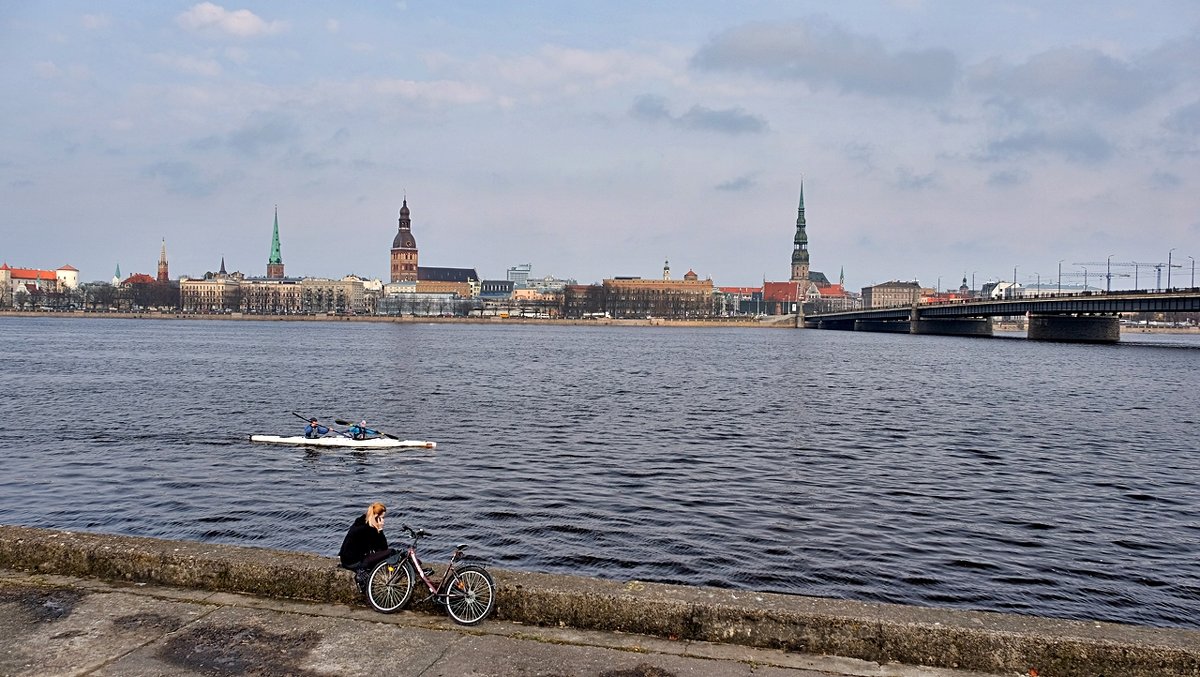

{"left": 367, "top": 559, "right": 414, "bottom": 613}
{"left": 443, "top": 564, "right": 496, "bottom": 625}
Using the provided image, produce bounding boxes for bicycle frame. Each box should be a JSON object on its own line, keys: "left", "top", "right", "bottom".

{"left": 390, "top": 527, "right": 471, "bottom": 603}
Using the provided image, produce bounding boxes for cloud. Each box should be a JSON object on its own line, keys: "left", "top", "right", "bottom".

{"left": 629, "top": 95, "right": 767, "bottom": 134}
{"left": 228, "top": 112, "right": 299, "bottom": 156}
{"left": 987, "top": 169, "right": 1029, "bottom": 187}
{"left": 894, "top": 167, "right": 938, "bottom": 190}
{"left": 152, "top": 53, "right": 222, "bottom": 77}
{"left": 980, "top": 129, "right": 1113, "bottom": 165}
{"left": 141, "top": 161, "right": 220, "bottom": 197}
{"left": 1149, "top": 171, "right": 1181, "bottom": 190}
{"left": 690, "top": 18, "right": 958, "bottom": 99}
{"left": 33, "top": 61, "right": 62, "bottom": 79}
{"left": 1164, "top": 100, "right": 1200, "bottom": 135}
{"left": 489, "top": 45, "right": 677, "bottom": 91}
{"left": 971, "top": 47, "right": 1160, "bottom": 112}
{"left": 372, "top": 79, "right": 490, "bottom": 106}
{"left": 81, "top": 14, "right": 110, "bottom": 30}
{"left": 177, "top": 3, "right": 285, "bottom": 38}
{"left": 715, "top": 174, "right": 758, "bottom": 191}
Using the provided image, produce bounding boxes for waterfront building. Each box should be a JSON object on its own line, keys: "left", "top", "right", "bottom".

{"left": 417, "top": 266, "right": 479, "bottom": 297}
{"left": 507, "top": 263, "right": 533, "bottom": 288}
{"left": 239, "top": 277, "right": 304, "bottom": 315}
{"left": 179, "top": 260, "right": 241, "bottom": 313}
{"left": 480, "top": 280, "right": 515, "bottom": 300}
{"left": 596, "top": 267, "right": 716, "bottom": 318}
{"left": 299, "top": 277, "right": 365, "bottom": 314}
{"left": 717, "top": 286, "right": 763, "bottom": 315}
{"left": 390, "top": 200, "right": 418, "bottom": 283}
{"left": 157, "top": 240, "right": 169, "bottom": 283}
{"left": 0, "top": 263, "right": 79, "bottom": 307}
{"left": 561, "top": 284, "right": 604, "bottom": 318}
{"left": 862, "top": 281, "right": 922, "bottom": 308}
{"left": 267, "top": 207, "right": 284, "bottom": 279}
{"left": 528, "top": 275, "right": 576, "bottom": 294}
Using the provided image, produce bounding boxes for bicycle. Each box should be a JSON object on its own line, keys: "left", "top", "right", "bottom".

{"left": 366, "top": 524, "right": 497, "bottom": 625}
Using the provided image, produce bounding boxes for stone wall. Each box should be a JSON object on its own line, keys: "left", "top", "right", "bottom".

{"left": 0, "top": 526, "right": 1196, "bottom": 676}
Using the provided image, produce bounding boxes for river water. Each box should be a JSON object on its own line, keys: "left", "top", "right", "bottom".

{"left": 0, "top": 316, "right": 1196, "bottom": 629}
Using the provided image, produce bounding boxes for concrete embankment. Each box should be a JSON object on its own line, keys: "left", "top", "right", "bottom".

{"left": 1, "top": 525, "right": 1196, "bottom": 677}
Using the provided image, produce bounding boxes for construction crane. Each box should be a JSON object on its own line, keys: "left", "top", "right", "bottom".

{"left": 1073, "top": 261, "right": 1171, "bottom": 291}
{"left": 1059, "top": 268, "right": 1128, "bottom": 292}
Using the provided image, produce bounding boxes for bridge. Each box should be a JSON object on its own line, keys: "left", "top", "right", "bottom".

{"left": 803, "top": 288, "right": 1200, "bottom": 343}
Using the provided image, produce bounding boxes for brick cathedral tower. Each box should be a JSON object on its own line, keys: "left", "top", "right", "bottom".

{"left": 266, "top": 206, "right": 284, "bottom": 279}
{"left": 157, "top": 239, "right": 169, "bottom": 283}
{"left": 390, "top": 199, "right": 418, "bottom": 283}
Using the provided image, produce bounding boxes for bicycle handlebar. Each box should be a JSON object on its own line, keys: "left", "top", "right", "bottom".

{"left": 401, "top": 524, "right": 430, "bottom": 539}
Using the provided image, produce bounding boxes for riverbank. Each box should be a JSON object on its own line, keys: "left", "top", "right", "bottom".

{"left": 1, "top": 526, "right": 1195, "bottom": 676}
{"left": 0, "top": 309, "right": 795, "bottom": 328}
{"left": 5, "top": 310, "right": 1196, "bottom": 333}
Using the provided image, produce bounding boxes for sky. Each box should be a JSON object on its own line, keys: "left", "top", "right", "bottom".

{"left": 2, "top": 1, "right": 1199, "bottom": 290}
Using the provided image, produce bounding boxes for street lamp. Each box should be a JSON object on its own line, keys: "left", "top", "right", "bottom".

{"left": 1035, "top": 272, "right": 1041, "bottom": 295}
{"left": 1168, "top": 248, "right": 1175, "bottom": 289}
{"left": 1106, "top": 254, "right": 1114, "bottom": 293}
{"left": 1190, "top": 255, "right": 1196, "bottom": 288}
{"left": 971, "top": 271, "right": 977, "bottom": 298}
{"left": 1057, "top": 259, "right": 1064, "bottom": 295}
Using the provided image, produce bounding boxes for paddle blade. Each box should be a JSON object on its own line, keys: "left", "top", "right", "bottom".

{"left": 334, "top": 419, "right": 352, "bottom": 426}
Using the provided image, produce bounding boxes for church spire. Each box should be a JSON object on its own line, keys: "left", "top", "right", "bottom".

{"left": 267, "top": 205, "right": 284, "bottom": 278}
{"left": 157, "top": 239, "right": 169, "bottom": 283}
{"left": 790, "top": 181, "right": 810, "bottom": 283}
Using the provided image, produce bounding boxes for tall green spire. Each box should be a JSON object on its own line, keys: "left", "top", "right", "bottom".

{"left": 268, "top": 206, "right": 283, "bottom": 265}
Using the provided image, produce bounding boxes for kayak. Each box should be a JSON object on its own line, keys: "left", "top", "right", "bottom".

{"left": 250, "top": 435, "right": 436, "bottom": 449}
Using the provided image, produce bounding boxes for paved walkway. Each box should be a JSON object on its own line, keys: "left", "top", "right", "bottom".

{"left": 0, "top": 571, "right": 1004, "bottom": 677}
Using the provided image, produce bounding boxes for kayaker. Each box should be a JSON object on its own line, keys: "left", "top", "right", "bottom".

{"left": 347, "top": 420, "right": 377, "bottom": 440}
{"left": 338, "top": 502, "right": 394, "bottom": 594}
{"left": 305, "top": 418, "right": 330, "bottom": 438}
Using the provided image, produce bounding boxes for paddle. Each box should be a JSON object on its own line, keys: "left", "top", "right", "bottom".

{"left": 335, "top": 418, "right": 400, "bottom": 440}
{"left": 291, "top": 411, "right": 350, "bottom": 438}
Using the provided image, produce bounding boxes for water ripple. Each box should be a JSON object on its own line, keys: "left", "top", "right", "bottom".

{"left": 0, "top": 317, "right": 1197, "bottom": 630}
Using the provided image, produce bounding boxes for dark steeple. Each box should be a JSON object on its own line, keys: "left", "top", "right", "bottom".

{"left": 790, "top": 181, "right": 810, "bottom": 282}
{"left": 392, "top": 199, "right": 417, "bottom": 250}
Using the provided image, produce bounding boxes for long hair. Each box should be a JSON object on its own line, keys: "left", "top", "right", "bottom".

{"left": 366, "top": 502, "right": 386, "bottom": 529}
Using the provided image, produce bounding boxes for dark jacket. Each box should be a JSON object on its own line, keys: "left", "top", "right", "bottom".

{"left": 338, "top": 514, "right": 389, "bottom": 568}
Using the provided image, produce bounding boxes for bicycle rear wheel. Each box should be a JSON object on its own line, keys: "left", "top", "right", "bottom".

{"left": 367, "top": 559, "right": 414, "bottom": 613}
{"left": 443, "top": 564, "right": 496, "bottom": 625}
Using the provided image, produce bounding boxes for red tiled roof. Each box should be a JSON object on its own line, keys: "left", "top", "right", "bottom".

{"left": 718, "top": 286, "right": 761, "bottom": 294}
{"left": 9, "top": 268, "right": 57, "bottom": 281}
{"left": 123, "top": 273, "right": 157, "bottom": 285}
{"left": 763, "top": 281, "right": 800, "bottom": 302}
{"left": 57, "top": 264, "right": 78, "bottom": 271}
{"left": 815, "top": 283, "right": 849, "bottom": 298}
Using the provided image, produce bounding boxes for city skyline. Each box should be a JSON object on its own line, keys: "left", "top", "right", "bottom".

{"left": 2, "top": 2, "right": 1198, "bottom": 289}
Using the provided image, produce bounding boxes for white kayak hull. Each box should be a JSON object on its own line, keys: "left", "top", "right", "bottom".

{"left": 250, "top": 435, "right": 436, "bottom": 449}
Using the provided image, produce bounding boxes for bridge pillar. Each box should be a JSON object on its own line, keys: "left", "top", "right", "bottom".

{"left": 854, "top": 320, "right": 910, "bottom": 333}
{"left": 910, "top": 317, "right": 993, "bottom": 337}
{"left": 1027, "top": 314, "right": 1119, "bottom": 343}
